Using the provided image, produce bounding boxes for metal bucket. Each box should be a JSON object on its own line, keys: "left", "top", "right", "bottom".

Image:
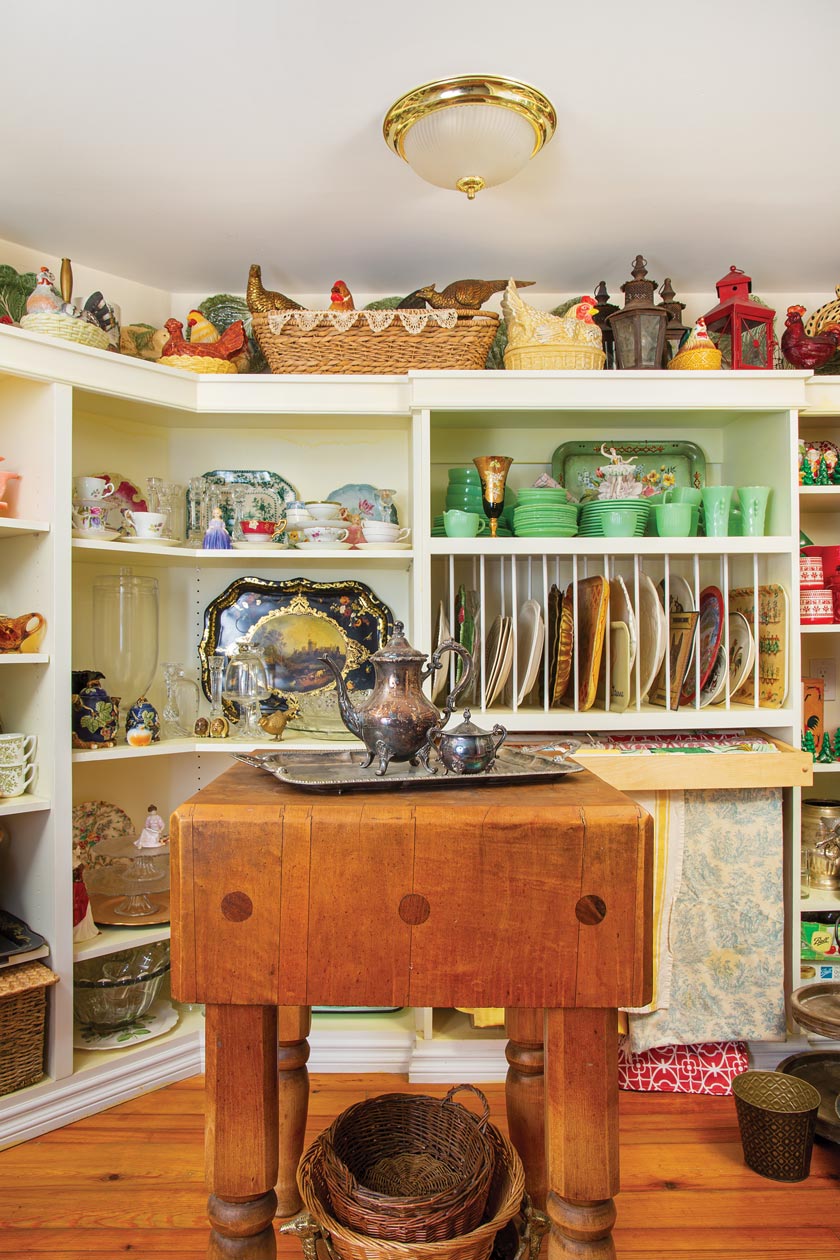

{"left": 732, "top": 1070, "right": 820, "bottom": 1182}
{"left": 801, "top": 800, "right": 840, "bottom": 891}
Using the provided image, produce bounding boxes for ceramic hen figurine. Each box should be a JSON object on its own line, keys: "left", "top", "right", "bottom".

{"left": 676, "top": 317, "right": 713, "bottom": 354}
{"left": 502, "top": 280, "right": 601, "bottom": 347}
{"left": 25, "top": 267, "right": 62, "bottom": 315}
{"left": 329, "top": 281, "right": 354, "bottom": 311}
{"left": 781, "top": 305, "right": 840, "bottom": 370}
{"left": 410, "top": 278, "right": 534, "bottom": 312}
{"left": 160, "top": 318, "right": 247, "bottom": 363}
{"left": 246, "top": 264, "right": 302, "bottom": 313}
{"left": 187, "top": 309, "right": 250, "bottom": 372}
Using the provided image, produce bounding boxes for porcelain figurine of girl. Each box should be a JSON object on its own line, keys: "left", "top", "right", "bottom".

{"left": 134, "top": 804, "right": 168, "bottom": 849}
{"left": 202, "top": 506, "right": 232, "bottom": 550}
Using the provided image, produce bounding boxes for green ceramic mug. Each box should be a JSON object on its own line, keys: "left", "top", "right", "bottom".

{"left": 700, "top": 486, "right": 734, "bottom": 537}
{"left": 663, "top": 486, "right": 702, "bottom": 507}
{"left": 443, "top": 510, "right": 488, "bottom": 538}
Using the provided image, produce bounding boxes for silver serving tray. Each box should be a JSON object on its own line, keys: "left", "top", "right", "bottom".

{"left": 234, "top": 747, "right": 583, "bottom": 793}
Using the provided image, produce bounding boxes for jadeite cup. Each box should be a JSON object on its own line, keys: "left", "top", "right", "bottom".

{"left": 737, "top": 486, "right": 771, "bottom": 536}
{"left": 655, "top": 503, "right": 693, "bottom": 537}
{"left": 443, "top": 510, "right": 488, "bottom": 538}
{"left": 700, "top": 486, "right": 734, "bottom": 537}
{"left": 663, "top": 486, "right": 702, "bottom": 507}
{"left": 600, "top": 507, "right": 638, "bottom": 538}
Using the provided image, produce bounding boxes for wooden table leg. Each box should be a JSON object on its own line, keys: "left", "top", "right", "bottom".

{"left": 206, "top": 1004, "right": 279, "bottom": 1259}
{"left": 276, "top": 1005, "right": 311, "bottom": 1216}
{"left": 505, "top": 1007, "right": 546, "bottom": 1209}
{"left": 544, "top": 1008, "right": 619, "bottom": 1260}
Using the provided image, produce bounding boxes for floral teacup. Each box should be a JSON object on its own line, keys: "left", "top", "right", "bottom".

{"left": 72, "top": 502, "right": 110, "bottom": 533}
{"left": 0, "top": 733, "right": 36, "bottom": 765}
{"left": 301, "top": 525, "right": 349, "bottom": 545}
{"left": 0, "top": 760, "right": 35, "bottom": 797}
{"left": 74, "top": 476, "right": 115, "bottom": 500}
{"left": 124, "top": 510, "right": 167, "bottom": 538}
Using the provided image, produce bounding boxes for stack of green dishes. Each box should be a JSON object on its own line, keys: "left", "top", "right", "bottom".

{"left": 512, "top": 488, "right": 578, "bottom": 537}
{"left": 432, "top": 466, "right": 514, "bottom": 537}
{"left": 578, "top": 497, "right": 651, "bottom": 537}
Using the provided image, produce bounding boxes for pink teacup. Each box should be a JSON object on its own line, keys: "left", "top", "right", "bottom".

{"left": 301, "top": 524, "right": 349, "bottom": 545}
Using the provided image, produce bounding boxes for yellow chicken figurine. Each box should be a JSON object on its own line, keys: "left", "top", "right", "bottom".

{"left": 187, "top": 309, "right": 251, "bottom": 372}
{"left": 502, "top": 279, "right": 605, "bottom": 371}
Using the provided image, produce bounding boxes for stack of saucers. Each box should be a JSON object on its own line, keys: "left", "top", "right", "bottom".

{"left": 578, "top": 497, "right": 651, "bottom": 537}
{"left": 512, "top": 488, "right": 578, "bottom": 538}
{"left": 432, "top": 466, "right": 514, "bottom": 537}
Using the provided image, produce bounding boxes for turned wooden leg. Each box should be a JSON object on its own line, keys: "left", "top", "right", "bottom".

{"left": 206, "top": 1004, "right": 279, "bottom": 1259}
{"left": 505, "top": 1007, "right": 546, "bottom": 1209}
{"left": 544, "top": 1008, "right": 619, "bottom": 1260}
{"left": 276, "top": 1006, "right": 311, "bottom": 1217}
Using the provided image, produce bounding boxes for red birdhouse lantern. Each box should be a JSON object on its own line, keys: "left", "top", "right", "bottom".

{"left": 702, "top": 265, "right": 776, "bottom": 370}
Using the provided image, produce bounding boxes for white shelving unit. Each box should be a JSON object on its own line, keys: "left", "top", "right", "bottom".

{"left": 0, "top": 324, "right": 824, "bottom": 1145}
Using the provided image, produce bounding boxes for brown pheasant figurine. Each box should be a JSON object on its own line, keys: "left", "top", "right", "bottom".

{"left": 405, "top": 278, "right": 535, "bottom": 313}
{"left": 246, "top": 264, "right": 302, "bottom": 313}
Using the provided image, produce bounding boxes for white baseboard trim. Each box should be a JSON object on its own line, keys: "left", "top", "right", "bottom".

{"left": 748, "top": 1038, "right": 813, "bottom": 1069}
{"left": 0, "top": 1030, "right": 203, "bottom": 1148}
{"left": 309, "top": 1026, "right": 415, "bottom": 1074}
{"left": 409, "top": 1037, "right": 507, "bottom": 1084}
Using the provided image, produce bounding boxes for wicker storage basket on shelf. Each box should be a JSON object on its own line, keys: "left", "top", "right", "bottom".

{"left": 298, "top": 1120, "right": 525, "bottom": 1260}
{"left": 0, "top": 961, "right": 59, "bottom": 1097}
{"left": 504, "top": 341, "right": 605, "bottom": 371}
{"left": 251, "top": 309, "right": 499, "bottom": 375}
{"left": 19, "top": 312, "right": 110, "bottom": 351}
{"left": 320, "top": 1086, "right": 494, "bottom": 1242}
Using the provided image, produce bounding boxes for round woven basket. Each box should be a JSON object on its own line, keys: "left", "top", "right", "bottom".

{"left": 320, "top": 1086, "right": 494, "bottom": 1242}
{"left": 504, "top": 342, "right": 605, "bottom": 371}
{"left": 20, "top": 312, "right": 109, "bottom": 351}
{"left": 159, "top": 354, "right": 237, "bottom": 374}
{"left": 667, "top": 345, "right": 722, "bottom": 371}
{"left": 298, "top": 1123, "right": 524, "bottom": 1260}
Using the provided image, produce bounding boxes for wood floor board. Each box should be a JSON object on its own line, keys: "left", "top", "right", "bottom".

{"left": 0, "top": 1072, "right": 838, "bottom": 1259}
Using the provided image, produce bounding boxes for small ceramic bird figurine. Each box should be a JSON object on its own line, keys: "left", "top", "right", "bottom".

{"left": 410, "top": 278, "right": 535, "bottom": 312}
{"left": 258, "top": 698, "right": 299, "bottom": 740}
{"left": 329, "top": 281, "right": 354, "bottom": 312}
{"left": 26, "top": 267, "right": 62, "bottom": 315}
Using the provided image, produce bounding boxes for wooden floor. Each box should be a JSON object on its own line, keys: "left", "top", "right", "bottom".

{"left": 0, "top": 1073, "right": 838, "bottom": 1259}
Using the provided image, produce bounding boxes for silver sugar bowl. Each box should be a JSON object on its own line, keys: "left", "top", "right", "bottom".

{"left": 426, "top": 709, "right": 507, "bottom": 775}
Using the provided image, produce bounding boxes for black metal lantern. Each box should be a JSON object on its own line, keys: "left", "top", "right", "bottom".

{"left": 658, "top": 278, "right": 690, "bottom": 365}
{"left": 607, "top": 256, "right": 670, "bottom": 370}
{"left": 592, "top": 280, "right": 619, "bottom": 370}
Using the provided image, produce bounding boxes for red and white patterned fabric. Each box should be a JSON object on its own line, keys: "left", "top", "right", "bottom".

{"left": 618, "top": 1039, "right": 749, "bottom": 1095}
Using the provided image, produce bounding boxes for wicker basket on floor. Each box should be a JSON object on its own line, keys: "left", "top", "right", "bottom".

{"left": 251, "top": 309, "right": 499, "bottom": 375}
{"left": 298, "top": 1121, "right": 525, "bottom": 1260}
{"left": 20, "top": 312, "right": 110, "bottom": 351}
{"left": 0, "top": 961, "right": 59, "bottom": 1096}
{"left": 320, "top": 1086, "right": 494, "bottom": 1242}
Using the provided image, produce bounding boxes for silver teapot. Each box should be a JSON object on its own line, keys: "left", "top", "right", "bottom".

{"left": 426, "top": 709, "right": 507, "bottom": 775}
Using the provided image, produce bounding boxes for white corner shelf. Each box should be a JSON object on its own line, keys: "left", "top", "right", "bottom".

{"left": 801, "top": 624, "right": 840, "bottom": 633}
{"left": 0, "top": 516, "right": 50, "bottom": 538}
{"left": 0, "top": 653, "right": 49, "bottom": 664}
{"left": 71, "top": 539, "right": 413, "bottom": 564}
{"left": 428, "top": 537, "right": 793, "bottom": 557}
{"left": 74, "top": 923, "right": 170, "bottom": 962}
{"left": 799, "top": 487, "right": 840, "bottom": 512}
{"left": 0, "top": 794, "right": 50, "bottom": 817}
{"left": 71, "top": 733, "right": 361, "bottom": 762}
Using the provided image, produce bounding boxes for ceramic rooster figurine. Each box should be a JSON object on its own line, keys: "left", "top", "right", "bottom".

{"left": 676, "top": 317, "right": 713, "bottom": 354}
{"left": 246, "top": 265, "right": 302, "bottom": 313}
{"left": 781, "top": 305, "right": 840, "bottom": 370}
{"left": 408, "top": 278, "right": 535, "bottom": 312}
{"left": 159, "top": 318, "right": 247, "bottom": 371}
{"left": 25, "top": 267, "right": 62, "bottom": 315}
{"left": 187, "top": 309, "right": 250, "bottom": 372}
{"left": 329, "top": 281, "right": 354, "bottom": 311}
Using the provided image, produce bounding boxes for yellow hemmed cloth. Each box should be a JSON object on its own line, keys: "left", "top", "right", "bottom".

{"left": 456, "top": 789, "right": 684, "bottom": 1035}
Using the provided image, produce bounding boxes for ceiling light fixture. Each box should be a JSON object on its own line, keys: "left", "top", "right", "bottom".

{"left": 383, "top": 75, "right": 556, "bottom": 200}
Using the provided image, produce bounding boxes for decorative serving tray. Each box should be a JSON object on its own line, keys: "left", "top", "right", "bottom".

{"left": 234, "top": 747, "right": 584, "bottom": 793}
{"left": 551, "top": 440, "right": 706, "bottom": 500}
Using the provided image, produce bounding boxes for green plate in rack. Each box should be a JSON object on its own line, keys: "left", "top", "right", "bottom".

{"left": 551, "top": 440, "right": 706, "bottom": 501}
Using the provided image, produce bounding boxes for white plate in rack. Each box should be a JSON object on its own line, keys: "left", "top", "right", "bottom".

{"left": 608, "top": 575, "right": 638, "bottom": 672}
{"left": 515, "top": 599, "right": 545, "bottom": 706}
{"left": 487, "top": 618, "right": 513, "bottom": 707}
{"left": 635, "top": 572, "right": 667, "bottom": 702}
{"left": 727, "top": 611, "right": 756, "bottom": 695}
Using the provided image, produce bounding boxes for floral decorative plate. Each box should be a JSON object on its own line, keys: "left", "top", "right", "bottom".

{"left": 551, "top": 440, "right": 706, "bottom": 501}
{"left": 729, "top": 584, "right": 789, "bottom": 708}
{"left": 198, "top": 576, "right": 394, "bottom": 713}
{"left": 188, "top": 469, "right": 299, "bottom": 535}
{"left": 72, "top": 801, "right": 134, "bottom": 869}
{"left": 73, "top": 998, "right": 179, "bottom": 1050}
{"left": 681, "top": 586, "right": 724, "bottom": 704}
{"left": 328, "top": 483, "right": 399, "bottom": 525}
{"left": 565, "top": 576, "right": 609, "bottom": 711}
{"left": 95, "top": 474, "right": 147, "bottom": 531}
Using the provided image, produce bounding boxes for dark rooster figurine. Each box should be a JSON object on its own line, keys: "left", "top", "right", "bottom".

{"left": 400, "top": 278, "right": 535, "bottom": 312}
{"left": 781, "top": 305, "right": 840, "bottom": 370}
{"left": 159, "top": 318, "right": 247, "bottom": 372}
{"left": 246, "top": 264, "right": 302, "bottom": 313}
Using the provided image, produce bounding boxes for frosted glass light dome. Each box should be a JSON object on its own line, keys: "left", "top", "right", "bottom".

{"left": 383, "top": 76, "right": 556, "bottom": 199}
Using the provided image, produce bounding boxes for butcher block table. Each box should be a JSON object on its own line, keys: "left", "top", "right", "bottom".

{"left": 170, "top": 761, "right": 652, "bottom": 1260}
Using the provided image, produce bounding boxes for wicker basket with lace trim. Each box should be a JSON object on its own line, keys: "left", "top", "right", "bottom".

{"left": 252, "top": 308, "right": 499, "bottom": 374}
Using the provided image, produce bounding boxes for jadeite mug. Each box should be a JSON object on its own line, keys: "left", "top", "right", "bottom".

{"left": 700, "top": 486, "right": 734, "bottom": 537}
{"left": 737, "top": 485, "right": 771, "bottom": 536}
{"left": 663, "top": 486, "right": 702, "bottom": 507}
{"left": 655, "top": 503, "right": 693, "bottom": 537}
{"left": 443, "top": 510, "right": 489, "bottom": 538}
{"left": 0, "top": 733, "right": 36, "bottom": 765}
{"left": 0, "top": 760, "right": 35, "bottom": 798}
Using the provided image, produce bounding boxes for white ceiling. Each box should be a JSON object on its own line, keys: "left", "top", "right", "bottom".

{"left": 3, "top": 1, "right": 838, "bottom": 302}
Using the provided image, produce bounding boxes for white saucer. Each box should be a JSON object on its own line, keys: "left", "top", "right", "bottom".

{"left": 354, "top": 541, "right": 412, "bottom": 550}
{"left": 72, "top": 528, "right": 121, "bottom": 542}
{"left": 294, "top": 540, "right": 353, "bottom": 550}
{"left": 123, "top": 535, "right": 179, "bottom": 547}
{"left": 231, "top": 539, "right": 285, "bottom": 549}
{"left": 73, "top": 998, "right": 179, "bottom": 1050}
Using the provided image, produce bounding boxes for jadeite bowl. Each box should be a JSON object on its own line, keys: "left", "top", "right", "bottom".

{"left": 600, "top": 507, "right": 640, "bottom": 537}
